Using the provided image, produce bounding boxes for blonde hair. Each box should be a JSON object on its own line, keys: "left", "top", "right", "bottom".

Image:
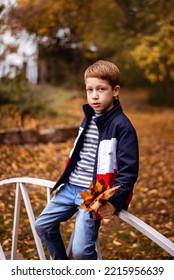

{"left": 84, "top": 60, "right": 120, "bottom": 87}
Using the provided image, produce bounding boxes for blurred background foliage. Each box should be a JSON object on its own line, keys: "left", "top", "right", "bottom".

{"left": 0, "top": 0, "right": 173, "bottom": 113}
{"left": 0, "top": 72, "right": 58, "bottom": 127}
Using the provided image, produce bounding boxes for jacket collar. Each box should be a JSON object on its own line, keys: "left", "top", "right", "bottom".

{"left": 82, "top": 100, "right": 123, "bottom": 127}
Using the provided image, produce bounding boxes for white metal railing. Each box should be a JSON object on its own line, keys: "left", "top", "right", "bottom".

{"left": 0, "top": 177, "right": 174, "bottom": 260}
{"left": 0, "top": 178, "right": 53, "bottom": 260}
{"left": 0, "top": 177, "right": 101, "bottom": 260}
{"left": 0, "top": 244, "right": 6, "bottom": 260}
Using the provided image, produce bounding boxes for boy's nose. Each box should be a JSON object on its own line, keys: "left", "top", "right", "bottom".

{"left": 92, "top": 90, "right": 98, "bottom": 99}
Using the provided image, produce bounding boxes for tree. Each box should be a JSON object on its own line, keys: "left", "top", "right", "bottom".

{"left": 116, "top": 0, "right": 174, "bottom": 105}
{"left": 5, "top": 0, "right": 174, "bottom": 104}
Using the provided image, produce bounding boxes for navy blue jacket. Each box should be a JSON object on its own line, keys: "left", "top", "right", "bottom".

{"left": 51, "top": 100, "right": 139, "bottom": 211}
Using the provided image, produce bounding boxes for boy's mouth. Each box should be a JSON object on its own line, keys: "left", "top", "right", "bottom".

{"left": 92, "top": 103, "right": 100, "bottom": 107}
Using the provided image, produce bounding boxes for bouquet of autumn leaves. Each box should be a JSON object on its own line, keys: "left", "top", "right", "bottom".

{"left": 80, "top": 179, "right": 120, "bottom": 217}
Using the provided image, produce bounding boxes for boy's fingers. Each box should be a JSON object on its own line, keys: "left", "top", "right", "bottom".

{"left": 98, "top": 202, "right": 115, "bottom": 218}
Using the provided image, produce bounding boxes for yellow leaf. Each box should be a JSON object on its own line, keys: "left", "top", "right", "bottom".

{"left": 25, "top": 248, "right": 35, "bottom": 253}
{"left": 80, "top": 190, "right": 93, "bottom": 205}
{"left": 113, "top": 239, "right": 122, "bottom": 246}
{"left": 80, "top": 180, "right": 120, "bottom": 214}
{"left": 94, "top": 180, "right": 104, "bottom": 194}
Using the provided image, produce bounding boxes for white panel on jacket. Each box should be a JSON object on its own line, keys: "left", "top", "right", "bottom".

{"left": 97, "top": 138, "right": 118, "bottom": 174}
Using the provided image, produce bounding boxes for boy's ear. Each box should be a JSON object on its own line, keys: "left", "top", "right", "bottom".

{"left": 113, "top": 85, "right": 120, "bottom": 99}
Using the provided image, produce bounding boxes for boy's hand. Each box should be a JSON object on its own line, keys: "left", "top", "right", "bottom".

{"left": 97, "top": 202, "right": 116, "bottom": 219}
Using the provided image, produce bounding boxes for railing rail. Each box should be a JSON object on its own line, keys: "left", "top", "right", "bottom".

{"left": 0, "top": 177, "right": 174, "bottom": 260}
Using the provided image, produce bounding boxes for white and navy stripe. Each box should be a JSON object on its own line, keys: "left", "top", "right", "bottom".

{"left": 68, "top": 116, "right": 99, "bottom": 188}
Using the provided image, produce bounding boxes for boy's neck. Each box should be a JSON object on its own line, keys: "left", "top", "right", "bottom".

{"left": 95, "top": 112, "right": 104, "bottom": 117}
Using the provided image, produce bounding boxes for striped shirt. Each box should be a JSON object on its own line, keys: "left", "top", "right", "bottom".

{"left": 68, "top": 116, "right": 99, "bottom": 188}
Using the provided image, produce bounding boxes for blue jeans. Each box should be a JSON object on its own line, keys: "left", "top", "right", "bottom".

{"left": 35, "top": 182, "right": 101, "bottom": 260}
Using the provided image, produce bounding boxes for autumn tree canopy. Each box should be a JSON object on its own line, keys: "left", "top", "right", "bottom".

{"left": 2, "top": 0, "right": 174, "bottom": 104}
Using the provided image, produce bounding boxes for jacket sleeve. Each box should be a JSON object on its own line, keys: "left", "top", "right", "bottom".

{"left": 109, "top": 119, "right": 139, "bottom": 211}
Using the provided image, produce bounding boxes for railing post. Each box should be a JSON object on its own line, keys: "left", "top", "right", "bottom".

{"left": 66, "top": 227, "right": 74, "bottom": 259}
{"left": 19, "top": 183, "right": 46, "bottom": 260}
{"left": 46, "top": 187, "right": 51, "bottom": 204}
{"left": 0, "top": 244, "right": 6, "bottom": 260}
{"left": 96, "top": 239, "right": 102, "bottom": 260}
{"left": 11, "top": 183, "right": 21, "bottom": 260}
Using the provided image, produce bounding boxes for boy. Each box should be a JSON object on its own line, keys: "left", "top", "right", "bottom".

{"left": 35, "top": 60, "right": 139, "bottom": 260}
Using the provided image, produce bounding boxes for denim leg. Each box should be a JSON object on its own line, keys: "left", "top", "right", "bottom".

{"left": 35, "top": 183, "right": 77, "bottom": 260}
{"left": 72, "top": 188, "right": 101, "bottom": 260}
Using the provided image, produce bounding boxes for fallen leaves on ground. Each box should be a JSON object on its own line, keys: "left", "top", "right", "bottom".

{"left": 0, "top": 107, "right": 174, "bottom": 260}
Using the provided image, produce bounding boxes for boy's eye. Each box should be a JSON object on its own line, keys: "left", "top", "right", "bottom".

{"left": 99, "top": 87, "right": 105, "bottom": 91}
{"left": 87, "top": 88, "right": 93, "bottom": 92}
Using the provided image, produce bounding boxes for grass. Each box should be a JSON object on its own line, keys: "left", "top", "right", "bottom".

{"left": 0, "top": 84, "right": 85, "bottom": 130}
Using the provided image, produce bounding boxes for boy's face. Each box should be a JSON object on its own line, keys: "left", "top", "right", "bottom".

{"left": 85, "top": 77, "right": 120, "bottom": 114}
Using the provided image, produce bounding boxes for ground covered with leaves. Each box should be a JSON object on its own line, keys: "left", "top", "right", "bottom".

{"left": 0, "top": 88, "right": 174, "bottom": 260}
